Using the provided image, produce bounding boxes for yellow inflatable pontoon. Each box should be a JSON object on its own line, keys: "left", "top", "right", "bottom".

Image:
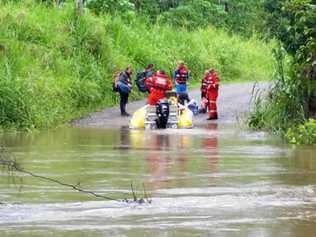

{"left": 129, "top": 104, "right": 193, "bottom": 129}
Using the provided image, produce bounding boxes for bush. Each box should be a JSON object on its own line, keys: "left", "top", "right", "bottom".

{"left": 248, "top": 46, "right": 305, "bottom": 134}
{"left": 248, "top": 0, "right": 316, "bottom": 144}
{"left": 158, "top": 0, "right": 227, "bottom": 30}
{"left": 86, "top": 0, "right": 134, "bottom": 15}
{"left": 286, "top": 119, "right": 316, "bottom": 145}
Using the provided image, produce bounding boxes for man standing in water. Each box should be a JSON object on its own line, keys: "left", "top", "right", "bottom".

{"left": 200, "top": 68, "right": 220, "bottom": 120}
{"left": 117, "top": 66, "right": 133, "bottom": 116}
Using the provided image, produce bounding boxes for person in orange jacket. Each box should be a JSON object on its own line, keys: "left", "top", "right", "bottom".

{"left": 200, "top": 69, "right": 220, "bottom": 120}
{"left": 145, "top": 70, "right": 173, "bottom": 106}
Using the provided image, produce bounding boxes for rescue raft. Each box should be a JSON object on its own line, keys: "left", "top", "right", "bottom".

{"left": 129, "top": 100, "right": 193, "bottom": 129}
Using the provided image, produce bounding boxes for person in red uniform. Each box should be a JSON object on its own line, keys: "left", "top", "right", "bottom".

{"left": 173, "top": 62, "right": 190, "bottom": 105}
{"left": 145, "top": 70, "right": 173, "bottom": 105}
{"left": 200, "top": 69, "right": 220, "bottom": 120}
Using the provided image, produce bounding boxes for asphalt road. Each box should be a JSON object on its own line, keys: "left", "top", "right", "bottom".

{"left": 72, "top": 82, "right": 269, "bottom": 128}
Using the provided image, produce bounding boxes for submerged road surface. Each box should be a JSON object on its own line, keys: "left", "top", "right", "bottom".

{"left": 72, "top": 82, "right": 269, "bottom": 127}
{"left": 1, "top": 81, "right": 316, "bottom": 237}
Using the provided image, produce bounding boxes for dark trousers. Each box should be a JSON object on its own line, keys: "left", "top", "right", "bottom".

{"left": 119, "top": 91, "right": 129, "bottom": 114}
{"left": 178, "top": 92, "right": 190, "bottom": 105}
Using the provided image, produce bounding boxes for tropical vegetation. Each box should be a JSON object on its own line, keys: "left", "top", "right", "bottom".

{"left": 0, "top": 0, "right": 274, "bottom": 129}
{"left": 248, "top": 0, "right": 316, "bottom": 144}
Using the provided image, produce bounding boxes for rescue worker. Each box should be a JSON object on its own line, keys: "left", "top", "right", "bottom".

{"left": 145, "top": 70, "right": 173, "bottom": 106}
{"left": 117, "top": 66, "right": 133, "bottom": 116}
{"left": 200, "top": 68, "right": 220, "bottom": 120}
{"left": 135, "top": 63, "right": 154, "bottom": 93}
{"left": 144, "top": 63, "right": 154, "bottom": 79}
{"left": 173, "top": 62, "right": 190, "bottom": 105}
{"left": 199, "top": 70, "right": 210, "bottom": 114}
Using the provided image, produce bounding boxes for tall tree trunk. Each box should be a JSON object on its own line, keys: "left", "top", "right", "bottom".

{"left": 75, "top": 0, "right": 84, "bottom": 16}
{"left": 133, "top": 0, "right": 141, "bottom": 12}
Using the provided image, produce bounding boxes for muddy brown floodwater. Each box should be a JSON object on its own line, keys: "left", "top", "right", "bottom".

{"left": 0, "top": 82, "right": 316, "bottom": 237}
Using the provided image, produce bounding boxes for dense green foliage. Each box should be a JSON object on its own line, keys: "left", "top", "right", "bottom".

{"left": 248, "top": 0, "right": 316, "bottom": 143}
{"left": 0, "top": 1, "right": 273, "bottom": 129}
{"left": 248, "top": 46, "right": 305, "bottom": 133}
{"left": 87, "top": 0, "right": 265, "bottom": 36}
{"left": 286, "top": 119, "right": 316, "bottom": 145}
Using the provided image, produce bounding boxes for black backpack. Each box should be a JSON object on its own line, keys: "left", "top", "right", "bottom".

{"left": 112, "top": 72, "right": 120, "bottom": 92}
{"left": 135, "top": 71, "right": 148, "bottom": 93}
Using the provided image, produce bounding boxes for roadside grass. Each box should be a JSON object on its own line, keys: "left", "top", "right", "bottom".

{"left": 247, "top": 46, "right": 316, "bottom": 144}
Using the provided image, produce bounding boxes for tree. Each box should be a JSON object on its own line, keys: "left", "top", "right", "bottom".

{"left": 264, "top": 0, "right": 315, "bottom": 116}
{"left": 75, "top": 0, "right": 85, "bottom": 15}
{"left": 86, "top": 0, "right": 134, "bottom": 14}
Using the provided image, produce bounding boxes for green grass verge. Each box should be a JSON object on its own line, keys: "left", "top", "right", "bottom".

{"left": 0, "top": 1, "right": 274, "bottom": 129}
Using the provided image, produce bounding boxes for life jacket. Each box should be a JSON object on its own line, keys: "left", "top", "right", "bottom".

{"left": 146, "top": 72, "right": 172, "bottom": 91}
{"left": 175, "top": 66, "right": 189, "bottom": 84}
{"left": 201, "top": 72, "right": 219, "bottom": 92}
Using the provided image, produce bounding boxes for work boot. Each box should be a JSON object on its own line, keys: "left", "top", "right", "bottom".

{"left": 121, "top": 112, "right": 130, "bottom": 117}
{"left": 207, "top": 114, "right": 218, "bottom": 120}
{"left": 199, "top": 108, "right": 207, "bottom": 114}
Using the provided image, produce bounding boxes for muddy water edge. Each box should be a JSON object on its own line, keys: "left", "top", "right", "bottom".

{"left": 0, "top": 123, "right": 316, "bottom": 237}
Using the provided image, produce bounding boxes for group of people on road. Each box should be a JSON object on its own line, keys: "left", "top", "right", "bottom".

{"left": 113, "top": 62, "right": 220, "bottom": 120}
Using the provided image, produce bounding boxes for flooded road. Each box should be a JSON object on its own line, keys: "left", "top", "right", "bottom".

{"left": 1, "top": 124, "right": 316, "bottom": 236}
